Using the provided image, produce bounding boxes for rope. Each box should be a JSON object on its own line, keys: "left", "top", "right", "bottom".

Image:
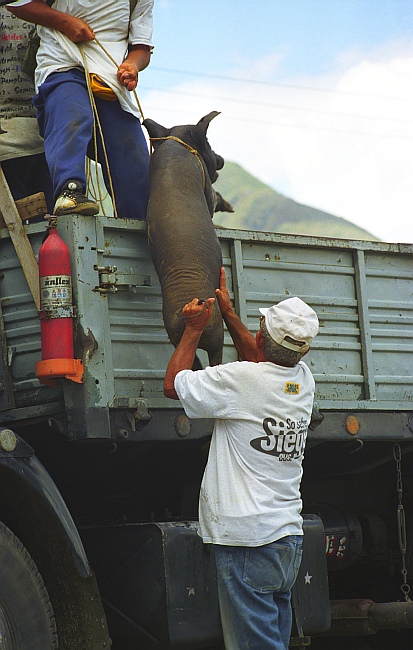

{"left": 94, "top": 37, "right": 145, "bottom": 120}
{"left": 77, "top": 38, "right": 145, "bottom": 218}
{"left": 86, "top": 157, "right": 109, "bottom": 215}
{"left": 149, "top": 136, "right": 206, "bottom": 190}
{"left": 77, "top": 43, "right": 119, "bottom": 218}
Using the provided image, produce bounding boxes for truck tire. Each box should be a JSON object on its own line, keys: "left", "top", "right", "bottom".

{"left": 0, "top": 521, "right": 58, "bottom": 649}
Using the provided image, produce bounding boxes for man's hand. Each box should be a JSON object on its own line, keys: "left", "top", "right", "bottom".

{"left": 61, "top": 15, "right": 95, "bottom": 42}
{"left": 164, "top": 297, "right": 215, "bottom": 400}
{"left": 183, "top": 298, "right": 215, "bottom": 331}
{"left": 215, "top": 267, "right": 233, "bottom": 317}
{"left": 214, "top": 267, "right": 258, "bottom": 361}
{"left": 117, "top": 45, "right": 151, "bottom": 91}
{"left": 117, "top": 62, "right": 138, "bottom": 91}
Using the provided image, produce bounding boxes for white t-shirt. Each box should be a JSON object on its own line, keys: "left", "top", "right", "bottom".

{"left": 175, "top": 360, "right": 315, "bottom": 546}
{"left": 8, "top": 0, "right": 154, "bottom": 118}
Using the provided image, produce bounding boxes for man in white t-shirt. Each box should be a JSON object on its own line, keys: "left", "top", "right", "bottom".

{"left": 164, "top": 268, "right": 319, "bottom": 650}
{"left": 7, "top": 0, "right": 153, "bottom": 219}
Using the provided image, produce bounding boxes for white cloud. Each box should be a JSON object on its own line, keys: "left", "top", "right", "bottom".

{"left": 141, "top": 43, "right": 413, "bottom": 243}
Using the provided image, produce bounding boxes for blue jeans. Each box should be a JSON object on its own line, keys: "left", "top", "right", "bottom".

{"left": 214, "top": 536, "right": 303, "bottom": 650}
{"left": 33, "top": 69, "right": 149, "bottom": 219}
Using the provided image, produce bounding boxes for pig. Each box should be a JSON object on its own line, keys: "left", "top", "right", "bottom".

{"left": 143, "top": 111, "right": 232, "bottom": 367}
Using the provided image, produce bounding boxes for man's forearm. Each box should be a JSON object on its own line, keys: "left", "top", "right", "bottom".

{"left": 222, "top": 309, "right": 257, "bottom": 362}
{"left": 126, "top": 44, "right": 151, "bottom": 72}
{"left": 9, "top": 1, "right": 67, "bottom": 29}
{"left": 8, "top": 0, "right": 94, "bottom": 42}
{"left": 164, "top": 327, "right": 201, "bottom": 399}
{"left": 215, "top": 267, "right": 257, "bottom": 362}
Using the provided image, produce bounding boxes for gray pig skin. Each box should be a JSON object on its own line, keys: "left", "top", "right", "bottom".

{"left": 143, "top": 112, "right": 231, "bottom": 367}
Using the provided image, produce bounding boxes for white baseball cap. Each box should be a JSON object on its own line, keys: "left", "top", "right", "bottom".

{"left": 259, "top": 297, "right": 319, "bottom": 352}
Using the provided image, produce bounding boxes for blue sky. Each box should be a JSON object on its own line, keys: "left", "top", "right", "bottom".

{"left": 139, "top": 1, "right": 413, "bottom": 242}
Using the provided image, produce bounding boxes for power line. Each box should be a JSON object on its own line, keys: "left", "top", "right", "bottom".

{"left": 150, "top": 66, "right": 410, "bottom": 102}
{"left": 142, "top": 86, "right": 412, "bottom": 125}
{"left": 142, "top": 101, "right": 413, "bottom": 140}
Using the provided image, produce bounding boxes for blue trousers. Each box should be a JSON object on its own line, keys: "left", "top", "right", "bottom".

{"left": 33, "top": 69, "right": 149, "bottom": 219}
{"left": 214, "top": 536, "right": 303, "bottom": 650}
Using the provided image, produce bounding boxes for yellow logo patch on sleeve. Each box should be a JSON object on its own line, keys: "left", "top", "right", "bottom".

{"left": 285, "top": 382, "right": 300, "bottom": 395}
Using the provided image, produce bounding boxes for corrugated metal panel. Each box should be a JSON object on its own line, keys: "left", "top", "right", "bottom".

{"left": 364, "top": 250, "right": 412, "bottom": 403}
{"left": 0, "top": 229, "right": 61, "bottom": 409}
{"left": 1, "top": 218, "right": 412, "bottom": 419}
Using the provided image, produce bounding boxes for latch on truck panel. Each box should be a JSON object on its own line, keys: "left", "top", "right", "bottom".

{"left": 93, "top": 265, "right": 151, "bottom": 293}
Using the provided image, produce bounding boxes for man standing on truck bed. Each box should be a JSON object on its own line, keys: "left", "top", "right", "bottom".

{"left": 7, "top": 0, "right": 153, "bottom": 219}
{"left": 164, "top": 268, "right": 319, "bottom": 650}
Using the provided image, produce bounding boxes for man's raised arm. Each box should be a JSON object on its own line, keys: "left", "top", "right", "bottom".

{"left": 7, "top": 0, "right": 95, "bottom": 42}
{"left": 215, "top": 267, "right": 258, "bottom": 362}
{"left": 164, "top": 298, "right": 215, "bottom": 400}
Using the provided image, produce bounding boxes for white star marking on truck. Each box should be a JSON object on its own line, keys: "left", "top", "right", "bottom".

{"left": 304, "top": 572, "right": 312, "bottom": 584}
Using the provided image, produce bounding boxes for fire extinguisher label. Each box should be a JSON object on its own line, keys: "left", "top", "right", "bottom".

{"left": 41, "top": 275, "right": 72, "bottom": 308}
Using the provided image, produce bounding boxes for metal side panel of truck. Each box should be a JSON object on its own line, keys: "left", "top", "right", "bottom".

{"left": 1, "top": 216, "right": 412, "bottom": 433}
{"left": 1, "top": 215, "right": 413, "bottom": 650}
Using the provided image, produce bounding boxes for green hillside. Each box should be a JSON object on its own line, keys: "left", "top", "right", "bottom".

{"left": 213, "top": 161, "right": 378, "bottom": 241}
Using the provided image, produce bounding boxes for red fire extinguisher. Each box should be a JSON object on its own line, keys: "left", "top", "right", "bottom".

{"left": 35, "top": 222, "right": 84, "bottom": 385}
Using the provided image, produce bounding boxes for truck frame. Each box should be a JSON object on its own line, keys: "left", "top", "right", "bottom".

{"left": 0, "top": 206, "right": 412, "bottom": 649}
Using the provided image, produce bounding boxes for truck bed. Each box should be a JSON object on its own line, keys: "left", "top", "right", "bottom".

{"left": 1, "top": 216, "right": 412, "bottom": 440}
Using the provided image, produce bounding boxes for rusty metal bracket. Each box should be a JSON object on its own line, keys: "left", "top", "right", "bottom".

{"left": 309, "top": 402, "right": 325, "bottom": 431}
{"left": 93, "top": 264, "right": 150, "bottom": 294}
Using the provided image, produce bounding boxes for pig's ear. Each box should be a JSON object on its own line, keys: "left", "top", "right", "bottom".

{"left": 143, "top": 118, "right": 169, "bottom": 142}
{"left": 196, "top": 111, "right": 220, "bottom": 137}
{"left": 213, "top": 190, "right": 234, "bottom": 214}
